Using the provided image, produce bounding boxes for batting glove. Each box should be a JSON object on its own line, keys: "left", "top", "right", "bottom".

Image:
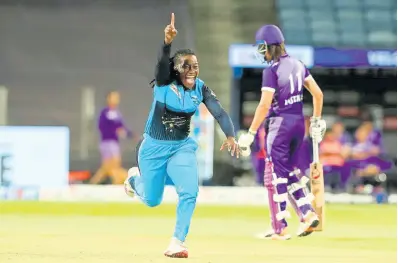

{"left": 310, "top": 117, "right": 326, "bottom": 144}
{"left": 238, "top": 130, "right": 256, "bottom": 156}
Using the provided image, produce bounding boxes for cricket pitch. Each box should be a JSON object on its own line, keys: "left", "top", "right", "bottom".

{"left": 0, "top": 202, "right": 396, "bottom": 263}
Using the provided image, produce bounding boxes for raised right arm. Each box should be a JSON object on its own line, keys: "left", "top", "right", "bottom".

{"left": 155, "top": 42, "right": 172, "bottom": 86}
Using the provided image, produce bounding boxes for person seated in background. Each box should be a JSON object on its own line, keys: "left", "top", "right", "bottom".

{"left": 320, "top": 129, "right": 350, "bottom": 191}
{"left": 361, "top": 121, "right": 386, "bottom": 157}
{"left": 342, "top": 123, "right": 393, "bottom": 192}
{"left": 331, "top": 121, "right": 352, "bottom": 147}
{"left": 251, "top": 123, "right": 266, "bottom": 185}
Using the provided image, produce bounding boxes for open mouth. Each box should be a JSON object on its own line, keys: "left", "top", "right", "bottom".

{"left": 185, "top": 75, "right": 196, "bottom": 85}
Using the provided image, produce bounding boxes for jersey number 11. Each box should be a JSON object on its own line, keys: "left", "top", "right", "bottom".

{"left": 289, "top": 72, "right": 302, "bottom": 94}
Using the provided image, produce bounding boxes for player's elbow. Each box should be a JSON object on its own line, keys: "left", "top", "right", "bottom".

{"left": 257, "top": 103, "right": 269, "bottom": 115}
{"left": 318, "top": 90, "right": 324, "bottom": 99}
{"left": 313, "top": 89, "right": 323, "bottom": 102}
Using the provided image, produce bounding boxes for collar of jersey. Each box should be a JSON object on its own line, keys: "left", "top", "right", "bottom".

{"left": 175, "top": 79, "right": 196, "bottom": 91}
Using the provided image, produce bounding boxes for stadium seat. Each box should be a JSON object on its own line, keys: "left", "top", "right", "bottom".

{"left": 368, "top": 31, "right": 397, "bottom": 47}
{"left": 365, "top": 10, "right": 393, "bottom": 25}
{"left": 363, "top": 0, "right": 395, "bottom": 9}
{"left": 283, "top": 29, "right": 311, "bottom": 45}
{"left": 278, "top": 0, "right": 396, "bottom": 47}
{"left": 310, "top": 20, "right": 336, "bottom": 32}
{"left": 340, "top": 33, "right": 366, "bottom": 47}
{"left": 281, "top": 18, "right": 308, "bottom": 31}
{"left": 277, "top": 0, "right": 305, "bottom": 8}
{"left": 304, "top": 0, "right": 332, "bottom": 8}
{"left": 334, "top": 0, "right": 361, "bottom": 9}
{"left": 336, "top": 9, "right": 363, "bottom": 20}
{"left": 279, "top": 9, "right": 307, "bottom": 21}
{"left": 339, "top": 23, "right": 365, "bottom": 36}
{"left": 365, "top": 10, "right": 394, "bottom": 31}
{"left": 307, "top": 9, "right": 335, "bottom": 22}
{"left": 312, "top": 32, "right": 339, "bottom": 46}
{"left": 337, "top": 91, "right": 360, "bottom": 104}
{"left": 336, "top": 10, "right": 366, "bottom": 33}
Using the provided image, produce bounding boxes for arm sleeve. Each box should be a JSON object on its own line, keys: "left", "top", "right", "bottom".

{"left": 155, "top": 42, "right": 172, "bottom": 86}
{"left": 261, "top": 68, "right": 278, "bottom": 92}
{"left": 202, "top": 85, "right": 235, "bottom": 138}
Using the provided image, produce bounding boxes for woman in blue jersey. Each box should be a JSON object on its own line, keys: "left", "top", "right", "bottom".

{"left": 124, "top": 13, "right": 240, "bottom": 258}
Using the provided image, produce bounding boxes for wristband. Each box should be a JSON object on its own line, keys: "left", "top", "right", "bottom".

{"left": 310, "top": 116, "right": 321, "bottom": 122}
{"left": 248, "top": 129, "right": 257, "bottom": 136}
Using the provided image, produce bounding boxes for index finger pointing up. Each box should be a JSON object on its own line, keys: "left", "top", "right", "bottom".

{"left": 170, "top": 13, "right": 175, "bottom": 26}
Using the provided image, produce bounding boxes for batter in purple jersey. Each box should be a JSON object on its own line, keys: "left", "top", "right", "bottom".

{"left": 238, "top": 25, "right": 326, "bottom": 240}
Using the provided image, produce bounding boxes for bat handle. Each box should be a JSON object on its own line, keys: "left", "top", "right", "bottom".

{"left": 312, "top": 138, "right": 319, "bottom": 164}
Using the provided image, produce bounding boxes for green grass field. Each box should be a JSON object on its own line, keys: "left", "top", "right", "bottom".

{"left": 0, "top": 202, "right": 396, "bottom": 263}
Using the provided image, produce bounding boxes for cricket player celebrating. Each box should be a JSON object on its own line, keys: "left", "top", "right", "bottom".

{"left": 124, "top": 13, "right": 240, "bottom": 258}
{"left": 238, "top": 25, "right": 326, "bottom": 240}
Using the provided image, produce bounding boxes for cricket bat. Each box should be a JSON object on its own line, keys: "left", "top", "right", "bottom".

{"left": 310, "top": 138, "right": 325, "bottom": 231}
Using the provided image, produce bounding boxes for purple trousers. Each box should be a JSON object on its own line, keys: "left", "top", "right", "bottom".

{"left": 264, "top": 115, "right": 314, "bottom": 234}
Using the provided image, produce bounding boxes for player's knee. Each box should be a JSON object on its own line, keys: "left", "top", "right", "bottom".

{"left": 145, "top": 197, "right": 162, "bottom": 207}
{"left": 177, "top": 189, "right": 198, "bottom": 202}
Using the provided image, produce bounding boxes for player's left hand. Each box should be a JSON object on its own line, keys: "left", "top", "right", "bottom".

{"left": 220, "top": 137, "right": 241, "bottom": 158}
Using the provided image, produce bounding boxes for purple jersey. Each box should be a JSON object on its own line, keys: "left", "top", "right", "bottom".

{"left": 339, "top": 132, "right": 353, "bottom": 146}
{"left": 367, "top": 129, "right": 385, "bottom": 154}
{"left": 352, "top": 141, "right": 373, "bottom": 155}
{"left": 98, "top": 107, "right": 131, "bottom": 142}
{"left": 261, "top": 54, "right": 310, "bottom": 117}
{"left": 367, "top": 129, "right": 382, "bottom": 147}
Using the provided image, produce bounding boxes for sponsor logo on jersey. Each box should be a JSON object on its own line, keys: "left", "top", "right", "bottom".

{"left": 284, "top": 94, "right": 303, "bottom": 106}
{"left": 170, "top": 84, "right": 181, "bottom": 99}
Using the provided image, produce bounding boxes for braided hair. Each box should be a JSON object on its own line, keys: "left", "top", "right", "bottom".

{"left": 149, "top": 49, "right": 196, "bottom": 88}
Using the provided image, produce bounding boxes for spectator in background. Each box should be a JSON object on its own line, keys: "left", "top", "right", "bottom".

{"left": 320, "top": 128, "right": 350, "bottom": 191}
{"left": 342, "top": 123, "right": 392, "bottom": 191}
{"left": 251, "top": 123, "right": 266, "bottom": 185}
{"left": 362, "top": 121, "right": 385, "bottom": 157}
{"left": 331, "top": 121, "right": 352, "bottom": 146}
{"left": 90, "top": 91, "right": 134, "bottom": 185}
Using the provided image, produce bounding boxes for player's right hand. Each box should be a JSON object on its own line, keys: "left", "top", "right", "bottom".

{"left": 238, "top": 132, "right": 255, "bottom": 147}
{"left": 237, "top": 132, "right": 255, "bottom": 157}
{"left": 164, "top": 13, "right": 177, "bottom": 44}
{"left": 310, "top": 117, "right": 326, "bottom": 143}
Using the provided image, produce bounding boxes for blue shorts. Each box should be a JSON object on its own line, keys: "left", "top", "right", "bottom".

{"left": 135, "top": 134, "right": 199, "bottom": 205}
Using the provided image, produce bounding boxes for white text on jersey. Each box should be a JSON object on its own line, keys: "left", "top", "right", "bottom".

{"left": 284, "top": 94, "right": 303, "bottom": 106}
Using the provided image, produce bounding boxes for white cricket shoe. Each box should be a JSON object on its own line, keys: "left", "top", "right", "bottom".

{"left": 124, "top": 167, "right": 140, "bottom": 198}
{"left": 164, "top": 237, "right": 188, "bottom": 258}
{"left": 297, "top": 211, "right": 319, "bottom": 237}
{"left": 255, "top": 228, "right": 275, "bottom": 239}
{"left": 255, "top": 227, "right": 291, "bottom": 240}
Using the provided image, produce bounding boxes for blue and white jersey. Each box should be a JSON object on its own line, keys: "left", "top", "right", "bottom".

{"left": 144, "top": 42, "right": 235, "bottom": 141}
